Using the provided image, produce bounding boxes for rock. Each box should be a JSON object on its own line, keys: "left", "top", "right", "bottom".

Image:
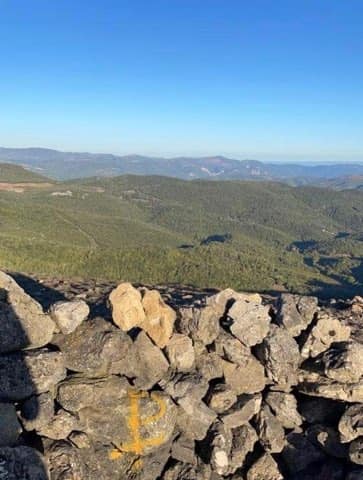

{"left": 265, "top": 392, "right": 302, "bottom": 429}
{"left": 177, "top": 401, "right": 217, "bottom": 441}
{"left": 195, "top": 351, "right": 223, "bottom": 381}
{"left": 78, "top": 389, "right": 176, "bottom": 455}
{"left": 132, "top": 331, "right": 169, "bottom": 389}
{"left": 207, "top": 384, "right": 237, "bottom": 414}
{"left": 178, "top": 306, "right": 220, "bottom": 345}
{"left": 209, "top": 421, "right": 232, "bottom": 475}
{"left": 163, "top": 461, "right": 212, "bottom": 480}
{"left": 316, "top": 341, "right": 363, "bottom": 384}
{"left": 50, "top": 299, "right": 89, "bottom": 334}
{"left": 161, "top": 372, "right": 209, "bottom": 403}
{"left": 206, "top": 289, "right": 262, "bottom": 317}
{"left": 227, "top": 423, "right": 258, "bottom": 474}
{"left": 214, "top": 330, "right": 250, "bottom": 365}
{"left": 346, "top": 468, "right": 363, "bottom": 480}
{"left": 281, "top": 431, "right": 325, "bottom": 474}
{"left": 0, "top": 403, "right": 22, "bottom": 446}
{"left": 0, "top": 270, "right": 55, "bottom": 352}
{"left": 255, "top": 404, "right": 285, "bottom": 453}
{"left": 222, "top": 357, "right": 266, "bottom": 395}
{"left": 20, "top": 393, "right": 54, "bottom": 431}
{"left": 38, "top": 409, "right": 78, "bottom": 440}
{"left": 221, "top": 394, "right": 261, "bottom": 429}
{"left": 228, "top": 298, "right": 270, "bottom": 346}
{"left": 166, "top": 334, "right": 195, "bottom": 371}
{"left": 298, "top": 372, "right": 363, "bottom": 403}
{"left": 307, "top": 425, "right": 348, "bottom": 458}
{"left": 141, "top": 289, "right": 176, "bottom": 348}
{"left": 56, "top": 317, "right": 133, "bottom": 377}
{"left": 0, "top": 446, "right": 49, "bottom": 479}
{"left": 247, "top": 453, "right": 283, "bottom": 480}
{"left": 0, "top": 349, "right": 66, "bottom": 401}
{"left": 350, "top": 437, "right": 363, "bottom": 465}
{"left": 339, "top": 404, "right": 363, "bottom": 443}
{"left": 109, "top": 282, "right": 145, "bottom": 331}
{"left": 69, "top": 431, "right": 91, "bottom": 449}
{"left": 57, "top": 375, "right": 130, "bottom": 412}
{"left": 300, "top": 312, "right": 351, "bottom": 358}
{"left": 276, "top": 293, "right": 318, "bottom": 337}
{"left": 44, "top": 440, "right": 87, "bottom": 479}
{"left": 256, "top": 324, "right": 300, "bottom": 390}
{"left": 171, "top": 435, "right": 196, "bottom": 464}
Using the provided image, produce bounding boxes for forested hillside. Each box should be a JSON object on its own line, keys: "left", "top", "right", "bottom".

{"left": 0, "top": 170, "right": 362, "bottom": 297}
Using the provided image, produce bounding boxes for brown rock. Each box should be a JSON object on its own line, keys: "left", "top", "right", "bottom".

{"left": 141, "top": 289, "right": 176, "bottom": 348}
{"left": 247, "top": 453, "right": 283, "bottom": 480}
{"left": 166, "top": 333, "right": 195, "bottom": 371}
{"left": 222, "top": 357, "right": 266, "bottom": 395}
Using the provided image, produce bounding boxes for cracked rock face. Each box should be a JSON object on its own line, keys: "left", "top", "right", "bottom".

{"left": 2, "top": 272, "right": 363, "bottom": 480}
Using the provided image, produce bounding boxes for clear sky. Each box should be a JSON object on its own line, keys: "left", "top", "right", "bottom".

{"left": 0, "top": 0, "right": 362, "bottom": 161}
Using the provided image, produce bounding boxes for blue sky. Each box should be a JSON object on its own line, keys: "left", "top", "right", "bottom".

{"left": 0, "top": 0, "right": 362, "bottom": 161}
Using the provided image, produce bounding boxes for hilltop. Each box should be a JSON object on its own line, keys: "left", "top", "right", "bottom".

{"left": 0, "top": 170, "right": 362, "bottom": 297}
{"left": 0, "top": 162, "right": 51, "bottom": 183}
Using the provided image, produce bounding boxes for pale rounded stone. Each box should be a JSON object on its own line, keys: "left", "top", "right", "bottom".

{"left": 109, "top": 282, "right": 145, "bottom": 331}
{"left": 141, "top": 289, "right": 176, "bottom": 348}
{"left": 50, "top": 299, "right": 89, "bottom": 334}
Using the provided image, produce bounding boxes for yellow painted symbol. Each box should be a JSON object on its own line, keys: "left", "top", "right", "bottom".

{"left": 110, "top": 389, "right": 168, "bottom": 468}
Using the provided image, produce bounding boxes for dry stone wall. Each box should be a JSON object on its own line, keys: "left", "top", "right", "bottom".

{"left": 0, "top": 271, "right": 362, "bottom": 479}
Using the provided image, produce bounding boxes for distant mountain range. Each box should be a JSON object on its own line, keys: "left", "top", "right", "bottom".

{"left": 1, "top": 146, "right": 363, "bottom": 183}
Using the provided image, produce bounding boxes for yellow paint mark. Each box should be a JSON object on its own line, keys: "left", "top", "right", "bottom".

{"left": 110, "top": 389, "right": 168, "bottom": 462}
{"left": 109, "top": 449, "right": 124, "bottom": 460}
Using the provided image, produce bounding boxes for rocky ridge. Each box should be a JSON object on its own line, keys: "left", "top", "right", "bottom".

{"left": 0, "top": 271, "right": 362, "bottom": 479}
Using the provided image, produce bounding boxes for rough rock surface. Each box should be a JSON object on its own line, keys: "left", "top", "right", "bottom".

{"left": 1, "top": 271, "right": 362, "bottom": 480}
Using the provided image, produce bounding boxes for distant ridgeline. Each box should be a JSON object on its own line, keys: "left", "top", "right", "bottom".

{"left": 0, "top": 163, "right": 362, "bottom": 298}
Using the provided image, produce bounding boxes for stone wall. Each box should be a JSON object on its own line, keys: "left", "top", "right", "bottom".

{"left": 0, "top": 271, "right": 362, "bottom": 479}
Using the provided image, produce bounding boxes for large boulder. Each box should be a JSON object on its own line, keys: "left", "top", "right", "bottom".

{"left": 109, "top": 282, "right": 145, "bottom": 331}
{"left": 228, "top": 297, "right": 270, "bottom": 346}
{"left": 276, "top": 293, "right": 318, "bottom": 337}
{"left": 0, "top": 271, "right": 55, "bottom": 352}
{"left": 141, "top": 289, "right": 176, "bottom": 348}
{"left": 55, "top": 317, "right": 133, "bottom": 377}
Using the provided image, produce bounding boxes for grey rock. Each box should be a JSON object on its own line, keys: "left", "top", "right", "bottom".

{"left": 171, "top": 435, "right": 196, "bottom": 464}
{"left": 315, "top": 341, "right": 363, "bottom": 384}
{"left": 350, "top": 437, "right": 363, "bottom": 465}
{"left": 178, "top": 306, "right": 220, "bottom": 346}
{"left": 281, "top": 431, "right": 325, "bottom": 474}
{"left": 50, "top": 299, "right": 89, "bottom": 334}
{"left": 163, "top": 461, "right": 212, "bottom": 480}
{"left": 221, "top": 394, "right": 261, "bottom": 429}
{"left": 132, "top": 331, "right": 169, "bottom": 389}
{"left": 0, "top": 446, "right": 49, "bottom": 479}
{"left": 21, "top": 393, "right": 54, "bottom": 431}
{"left": 57, "top": 375, "right": 130, "bottom": 412}
{"left": 298, "top": 371, "right": 363, "bottom": 402}
{"left": 246, "top": 453, "right": 283, "bottom": 480}
{"left": 209, "top": 421, "right": 232, "bottom": 475}
{"left": 214, "top": 330, "right": 251, "bottom": 365}
{"left": 222, "top": 357, "right": 266, "bottom": 395}
{"left": 206, "top": 289, "right": 263, "bottom": 317}
{"left": 0, "top": 349, "right": 66, "bottom": 401}
{"left": 38, "top": 409, "right": 78, "bottom": 440}
{"left": 265, "top": 392, "right": 302, "bottom": 429}
{"left": 0, "top": 403, "right": 22, "bottom": 446}
{"left": 255, "top": 404, "right": 285, "bottom": 453}
{"left": 0, "top": 271, "right": 55, "bottom": 352}
{"left": 79, "top": 389, "right": 176, "bottom": 455}
{"left": 177, "top": 401, "right": 217, "bottom": 441}
{"left": 56, "top": 317, "right": 133, "bottom": 377}
{"left": 44, "top": 440, "right": 86, "bottom": 479}
{"left": 227, "top": 423, "right": 258, "bottom": 475}
{"left": 300, "top": 312, "right": 351, "bottom": 359}
{"left": 228, "top": 298, "right": 270, "bottom": 346}
{"left": 207, "top": 384, "right": 237, "bottom": 414}
{"left": 276, "top": 293, "right": 318, "bottom": 337}
{"left": 68, "top": 431, "right": 91, "bottom": 449}
{"left": 195, "top": 351, "right": 223, "bottom": 381}
{"left": 161, "top": 372, "right": 209, "bottom": 404}
{"left": 166, "top": 334, "right": 195, "bottom": 371}
{"left": 257, "top": 324, "right": 301, "bottom": 390}
{"left": 339, "top": 404, "right": 363, "bottom": 443}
